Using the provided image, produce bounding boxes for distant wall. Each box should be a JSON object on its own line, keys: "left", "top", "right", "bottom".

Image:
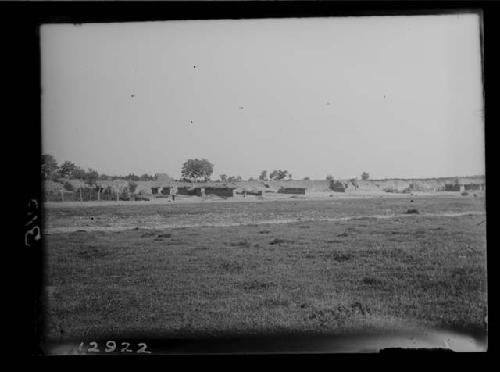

{"left": 464, "top": 183, "right": 485, "bottom": 191}
{"left": 43, "top": 187, "right": 121, "bottom": 202}
{"left": 236, "top": 190, "right": 263, "bottom": 196}
{"left": 445, "top": 184, "right": 461, "bottom": 191}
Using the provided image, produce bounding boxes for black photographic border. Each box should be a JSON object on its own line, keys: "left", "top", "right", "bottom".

{"left": 6, "top": 0, "right": 497, "bottom": 358}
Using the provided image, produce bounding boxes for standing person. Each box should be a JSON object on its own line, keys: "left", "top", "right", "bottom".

{"left": 170, "top": 185, "right": 177, "bottom": 201}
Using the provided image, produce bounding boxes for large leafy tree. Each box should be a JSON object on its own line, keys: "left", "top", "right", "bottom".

{"left": 361, "top": 172, "right": 370, "bottom": 181}
{"left": 41, "top": 154, "right": 58, "bottom": 179}
{"left": 58, "top": 161, "right": 77, "bottom": 178}
{"left": 181, "top": 158, "right": 214, "bottom": 182}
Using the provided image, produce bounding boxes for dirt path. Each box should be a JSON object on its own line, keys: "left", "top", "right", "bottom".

{"left": 44, "top": 210, "right": 486, "bottom": 234}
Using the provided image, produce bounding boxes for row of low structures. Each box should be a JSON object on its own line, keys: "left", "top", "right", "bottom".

{"left": 148, "top": 178, "right": 486, "bottom": 197}
{"left": 150, "top": 182, "right": 306, "bottom": 198}
{"left": 43, "top": 176, "right": 485, "bottom": 202}
{"left": 151, "top": 184, "right": 237, "bottom": 198}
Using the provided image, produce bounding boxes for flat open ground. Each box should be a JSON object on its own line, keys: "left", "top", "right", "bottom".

{"left": 43, "top": 195, "right": 487, "bottom": 346}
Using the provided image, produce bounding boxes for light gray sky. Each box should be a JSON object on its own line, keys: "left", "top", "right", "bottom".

{"left": 41, "top": 14, "right": 484, "bottom": 180}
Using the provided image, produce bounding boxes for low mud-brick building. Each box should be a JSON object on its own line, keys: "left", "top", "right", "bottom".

{"left": 153, "top": 182, "right": 237, "bottom": 197}
{"left": 464, "top": 183, "right": 485, "bottom": 191}
{"left": 278, "top": 187, "right": 306, "bottom": 195}
{"left": 330, "top": 181, "right": 347, "bottom": 192}
{"left": 194, "top": 186, "right": 236, "bottom": 197}
{"left": 444, "top": 177, "right": 485, "bottom": 192}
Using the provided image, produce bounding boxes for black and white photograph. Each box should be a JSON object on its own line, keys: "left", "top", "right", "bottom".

{"left": 38, "top": 10, "right": 487, "bottom": 354}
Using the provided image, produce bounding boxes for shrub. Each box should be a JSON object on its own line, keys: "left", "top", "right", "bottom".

{"left": 63, "top": 181, "right": 74, "bottom": 191}
{"left": 101, "top": 186, "right": 116, "bottom": 201}
{"left": 119, "top": 188, "right": 130, "bottom": 200}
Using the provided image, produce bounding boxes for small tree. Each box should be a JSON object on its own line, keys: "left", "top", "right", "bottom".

{"left": 126, "top": 173, "right": 140, "bottom": 181}
{"left": 259, "top": 170, "right": 268, "bottom": 181}
{"left": 128, "top": 181, "right": 138, "bottom": 194}
{"left": 270, "top": 169, "right": 288, "bottom": 180}
{"left": 326, "top": 174, "right": 334, "bottom": 181}
{"left": 84, "top": 169, "right": 99, "bottom": 185}
{"left": 181, "top": 158, "right": 214, "bottom": 182}
{"left": 361, "top": 172, "right": 370, "bottom": 181}
{"left": 219, "top": 174, "right": 228, "bottom": 182}
{"left": 41, "top": 154, "right": 58, "bottom": 179}
{"left": 303, "top": 176, "right": 310, "bottom": 180}
{"left": 119, "top": 186, "right": 130, "bottom": 200}
{"left": 71, "top": 167, "right": 86, "bottom": 180}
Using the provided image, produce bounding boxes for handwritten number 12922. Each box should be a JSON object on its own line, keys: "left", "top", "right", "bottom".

{"left": 79, "top": 341, "right": 151, "bottom": 354}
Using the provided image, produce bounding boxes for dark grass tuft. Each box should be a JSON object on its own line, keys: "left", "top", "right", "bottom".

{"left": 228, "top": 240, "right": 251, "bottom": 248}
{"left": 362, "top": 277, "right": 384, "bottom": 286}
{"left": 332, "top": 253, "right": 353, "bottom": 262}
{"left": 405, "top": 208, "right": 420, "bottom": 214}
{"left": 269, "top": 238, "right": 291, "bottom": 245}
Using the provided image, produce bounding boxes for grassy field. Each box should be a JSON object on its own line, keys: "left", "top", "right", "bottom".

{"left": 43, "top": 196, "right": 487, "bottom": 343}
{"left": 43, "top": 195, "right": 485, "bottom": 231}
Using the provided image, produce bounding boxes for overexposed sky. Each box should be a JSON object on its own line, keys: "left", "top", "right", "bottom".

{"left": 41, "top": 14, "right": 484, "bottom": 180}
